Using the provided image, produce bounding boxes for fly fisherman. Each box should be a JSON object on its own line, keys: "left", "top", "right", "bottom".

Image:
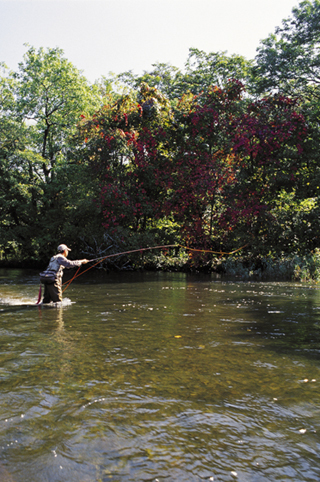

{"left": 41, "top": 244, "right": 89, "bottom": 304}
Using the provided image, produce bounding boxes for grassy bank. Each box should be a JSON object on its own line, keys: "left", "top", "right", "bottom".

{"left": 142, "top": 249, "right": 320, "bottom": 282}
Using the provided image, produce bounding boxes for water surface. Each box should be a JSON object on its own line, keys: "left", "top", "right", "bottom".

{"left": 0, "top": 269, "right": 320, "bottom": 481}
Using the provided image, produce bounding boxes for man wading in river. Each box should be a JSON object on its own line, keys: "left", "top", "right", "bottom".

{"left": 41, "top": 244, "right": 88, "bottom": 304}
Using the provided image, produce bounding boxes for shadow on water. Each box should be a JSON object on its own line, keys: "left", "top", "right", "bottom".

{"left": 218, "top": 281, "right": 320, "bottom": 361}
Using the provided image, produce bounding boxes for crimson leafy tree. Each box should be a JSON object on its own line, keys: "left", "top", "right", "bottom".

{"left": 79, "top": 84, "right": 173, "bottom": 244}
{"left": 80, "top": 80, "right": 307, "bottom": 253}
{"left": 224, "top": 94, "right": 307, "bottom": 251}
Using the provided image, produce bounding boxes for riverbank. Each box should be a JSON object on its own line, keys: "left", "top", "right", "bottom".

{"left": 142, "top": 249, "right": 320, "bottom": 282}
{"left": 1, "top": 249, "right": 320, "bottom": 282}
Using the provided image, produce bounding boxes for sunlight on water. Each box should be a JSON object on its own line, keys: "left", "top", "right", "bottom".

{"left": 0, "top": 270, "right": 320, "bottom": 481}
{"left": 0, "top": 295, "right": 73, "bottom": 308}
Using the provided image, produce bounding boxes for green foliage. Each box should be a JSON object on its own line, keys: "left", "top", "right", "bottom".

{"left": 266, "top": 190, "right": 320, "bottom": 254}
{"left": 292, "top": 249, "right": 320, "bottom": 281}
{"left": 218, "top": 250, "right": 320, "bottom": 282}
{"left": 247, "top": 0, "right": 320, "bottom": 262}
{"left": 180, "top": 48, "right": 252, "bottom": 96}
{"left": 142, "top": 250, "right": 189, "bottom": 271}
{"left": 251, "top": 0, "right": 320, "bottom": 96}
{"left": 103, "top": 48, "right": 252, "bottom": 101}
{"left": 0, "top": 46, "right": 103, "bottom": 262}
{"left": 13, "top": 45, "right": 101, "bottom": 180}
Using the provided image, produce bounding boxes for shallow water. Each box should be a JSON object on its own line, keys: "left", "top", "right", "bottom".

{"left": 0, "top": 269, "right": 320, "bottom": 481}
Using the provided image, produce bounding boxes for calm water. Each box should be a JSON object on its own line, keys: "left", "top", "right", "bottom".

{"left": 0, "top": 269, "right": 320, "bottom": 482}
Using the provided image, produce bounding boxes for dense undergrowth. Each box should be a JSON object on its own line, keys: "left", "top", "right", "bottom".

{"left": 141, "top": 249, "right": 320, "bottom": 282}
{"left": 1, "top": 249, "right": 320, "bottom": 282}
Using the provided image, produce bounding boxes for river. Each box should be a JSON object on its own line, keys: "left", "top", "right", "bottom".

{"left": 0, "top": 268, "right": 320, "bottom": 481}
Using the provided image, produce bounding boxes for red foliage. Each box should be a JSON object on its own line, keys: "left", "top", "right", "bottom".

{"left": 80, "top": 81, "right": 308, "bottom": 247}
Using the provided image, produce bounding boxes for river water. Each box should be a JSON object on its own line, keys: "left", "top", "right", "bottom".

{"left": 0, "top": 268, "right": 320, "bottom": 481}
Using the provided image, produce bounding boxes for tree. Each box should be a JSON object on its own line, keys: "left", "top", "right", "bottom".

{"left": 103, "top": 48, "right": 252, "bottom": 102}
{"left": 81, "top": 79, "right": 307, "bottom": 254}
{"left": 13, "top": 45, "right": 101, "bottom": 183}
{"left": 250, "top": 0, "right": 320, "bottom": 253}
{"left": 179, "top": 48, "right": 252, "bottom": 96}
{"left": 110, "top": 63, "right": 183, "bottom": 100}
{"left": 0, "top": 46, "right": 102, "bottom": 261}
{"left": 223, "top": 94, "right": 308, "bottom": 253}
{"left": 163, "top": 80, "right": 244, "bottom": 247}
{"left": 251, "top": 0, "right": 320, "bottom": 97}
{"left": 79, "top": 83, "right": 174, "bottom": 246}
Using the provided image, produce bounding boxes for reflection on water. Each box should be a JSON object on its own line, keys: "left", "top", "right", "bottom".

{"left": 0, "top": 269, "right": 320, "bottom": 481}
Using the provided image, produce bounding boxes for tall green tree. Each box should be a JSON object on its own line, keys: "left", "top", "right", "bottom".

{"left": 251, "top": 0, "right": 320, "bottom": 97}
{"left": 0, "top": 46, "right": 102, "bottom": 261}
{"left": 180, "top": 48, "right": 252, "bottom": 96}
{"left": 103, "top": 48, "right": 252, "bottom": 102}
{"left": 13, "top": 45, "right": 101, "bottom": 183}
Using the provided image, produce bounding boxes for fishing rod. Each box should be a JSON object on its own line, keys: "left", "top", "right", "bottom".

{"left": 62, "top": 244, "right": 178, "bottom": 290}
{"left": 62, "top": 242, "right": 249, "bottom": 291}
{"left": 87, "top": 244, "right": 178, "bottom": 263}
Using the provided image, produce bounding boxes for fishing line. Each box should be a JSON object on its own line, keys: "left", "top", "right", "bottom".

{"left": 178, "top": 243, "right": 249, "bottom": 256}
{"left": 62, "top": 242, "right": 249, "bottom": 292}
{"left": 62, "top": 266, "right": 81, "bottom": 293}
{"left": 62, "top": 244, "right": 177, "bottom": 290}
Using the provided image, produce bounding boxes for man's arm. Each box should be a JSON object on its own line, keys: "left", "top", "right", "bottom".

{"left": 58, "top": 257, "right": 89, "bottom": 268}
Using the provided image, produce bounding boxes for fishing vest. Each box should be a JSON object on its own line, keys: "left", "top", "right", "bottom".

{"left": 39, "top": 255, "right": 64, "bottom": 284}
{"left": 47, "top": 255, "right": 62, "bottom": 273}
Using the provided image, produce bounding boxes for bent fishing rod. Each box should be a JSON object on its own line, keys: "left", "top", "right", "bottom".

{"left": 62, "top": 242, "right": 249, "bottom": 291}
